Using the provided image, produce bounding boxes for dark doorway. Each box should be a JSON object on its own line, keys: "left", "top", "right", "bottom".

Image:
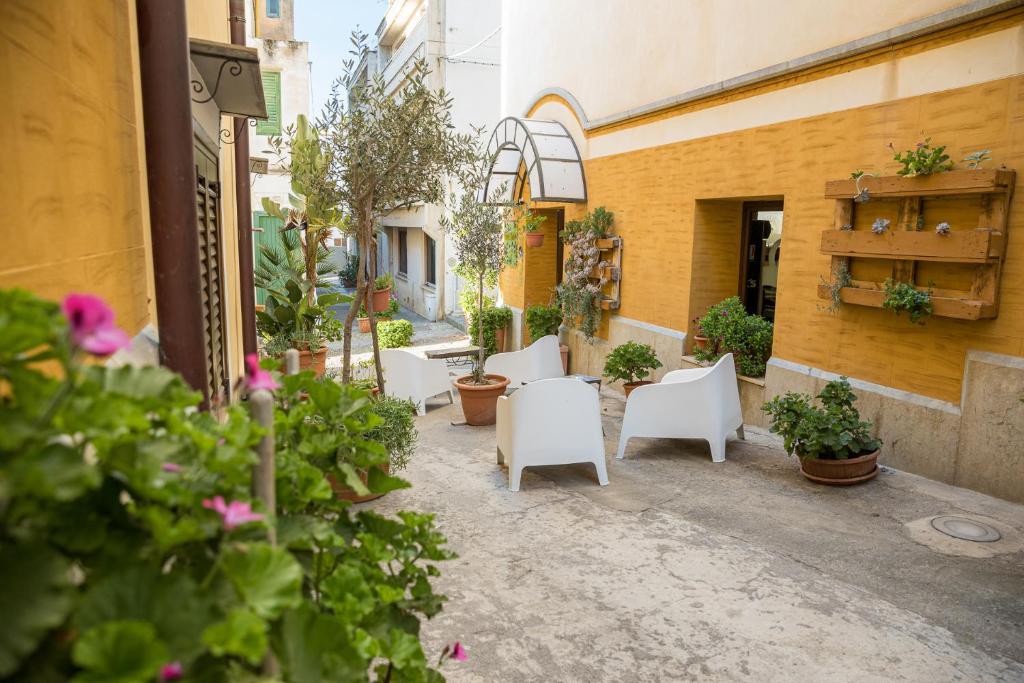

{"left": 554, "top": 208, "right": 565, "bottom": 285}
{"left": 739, "top": 201, "right": 783, "bottom": 322}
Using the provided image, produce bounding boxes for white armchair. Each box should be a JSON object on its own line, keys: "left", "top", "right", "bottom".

{"left": 378, "top": 348, "right": 454, "bottom": 416}
{"left": 484, "top": 334, "right": 564, "bottom": 388}
{"left": 615, "top": 353, "right": 744, "bottom": 463}
{"left": 496, "top": 377, "right": 609, "bottom": 492}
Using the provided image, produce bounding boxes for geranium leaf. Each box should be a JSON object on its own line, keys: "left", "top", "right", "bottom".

{"left": 201, "top": 609, "right": 268, "bottom": 665}
{"left": 222, "top": 544, "right": 302, "bottom": 619}
{"left": 71, "top": 620, "right": 168, "bottom": 683}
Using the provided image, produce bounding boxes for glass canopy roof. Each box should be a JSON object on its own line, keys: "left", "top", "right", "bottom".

{"left": 479, "top": 117, "right": 587, "bottom": 204}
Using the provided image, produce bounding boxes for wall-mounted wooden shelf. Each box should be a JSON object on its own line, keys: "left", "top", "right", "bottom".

{"left": 589, "top": 236, "right": 623, "bottom": 311}
{"left": 818, "top": 169, "right": 1014, "bottom": 320}
{"left": 820, "top": 229, "right": 1003, "bottom": 263}
{"left": 599, "top": 297, "right": 619, "bottom": 310}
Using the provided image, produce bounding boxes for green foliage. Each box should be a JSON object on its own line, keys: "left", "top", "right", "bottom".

{"left": 820, "top": 262, "right": 852, "bottom": 314}
{"left": 467, "top": 306, "right": 512, "bottom": 357}
{"left": 0, "top": 289, "right": 455, "bottom": 681}
{"left": 603, "top": 341, "right": 662, "bottom": 384}
{"left": 891, "top": 138, "right": 953, "bottom": 177}
{"left": 762, "top": 378, "right": 882, "bottom": 460}
{"left": 882, "top": 279, "right": 932, "bottom": 324}
{"left": 339, "top": 253, "right": 359, "bottom": 287}
{"left": 368, "top": 397, "right": 419, "bottom": 472}
{"left": 694, "top": 296, "right": 774, "bottom": 377}
{"left": 377, "top": 319, "right": 415, "bottom": 349}
{"left": 358, "top": 298, "right": 399, "bottom": 319}
{"left": 374, "top": 272, "right": 394, "bottom": 291}
{"left": 256, "top": 275, "right": 347, "bottom": 354}
{"left": 254, "top": 219, "right": 336, "bottom": 294}
{"left": 525, "top": 303, "right": 563, "bottom": 342}
{"left": 557, "top": 207, "right": 613, "bottom": 341}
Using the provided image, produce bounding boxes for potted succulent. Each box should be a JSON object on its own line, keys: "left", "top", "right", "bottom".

{"left": 256, "top": 275, "right": 346, "bottom": 377}
{"left": 525, "top": 302, "right": 568, "bottom": 372}
{"left": 331, "top": 395, "right": 418, "bottom": 503}
{"left": 441, "top": 164, "right": 513, "bottom": 426}
{"left": 762, "top": 377, "right": 882, "bottom": 485}
{"left": 603, "top": 341, "right": 663, "bottom": 397}
{"left": 371, "top": 272, "right": 394, "bottom": 313}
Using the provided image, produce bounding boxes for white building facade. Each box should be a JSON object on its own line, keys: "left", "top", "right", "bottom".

{"left": 351, "top": 0, "right": 502, "bottom": 321}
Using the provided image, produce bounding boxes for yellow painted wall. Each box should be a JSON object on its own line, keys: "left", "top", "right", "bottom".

{"left": 511, "top": 73, "right": 1024, "bottom": 404}
{"left": 0, "top": 0, "right": 152, "bottom": 333}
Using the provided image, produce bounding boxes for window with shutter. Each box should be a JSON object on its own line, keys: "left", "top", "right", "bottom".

{"left": 257, "top": 71, "right": 281, "bottom": 136}
{"left": 266, "top": 0, "right": 281, "bottom": 18}
{"left": 195, "top": 142, "right": 230, "bottom": 405}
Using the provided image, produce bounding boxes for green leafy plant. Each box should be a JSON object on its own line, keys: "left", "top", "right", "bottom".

{"left": 603, "top": 341, "right": 662, "bottom": 384}
{"left": 377, "top": 319, "right": 414, "bottom": 348}
{"left": 338, "top": 253, "right": 359, "bottom": 287}
{"left": 890, "top": 138, "right": 953, "bottom": 177}
{"left": 557, "top": 208, "right": 614, "bottom": 341}
{"left": 358, "top": 298, "right": 399, "bottom": 320}
{"left": 762, "top": 378, "right": 881, "bottom": 460}
{"left": 694, "top": 296, "right": 774, "bottom": 377}
{"left": 256, "top": 275, "right": 347, "bottom": 355}
{"left": 0, "top": 289, "right": 458, "bottom": 681}
{"left": 525, "top": 303, "right": 563, "bottom": 343}
{"left": 367, "top": 396, "right": 419, "bottom": 472}
{"left": 467, "top": 305, "right": 513, "bottom": 357}
{"left": 374, "top": 272, "right": 394, "bottom": 291}
{"left": 882, "top": 279, "right": 933, "bottom": 324}
{"left": 820, "top": 262, "right": 852, "bottom": 314}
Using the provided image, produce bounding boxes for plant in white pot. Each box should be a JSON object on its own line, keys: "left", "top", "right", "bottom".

{"left": 440, "top": 167, "right": 515, "bottom": 425}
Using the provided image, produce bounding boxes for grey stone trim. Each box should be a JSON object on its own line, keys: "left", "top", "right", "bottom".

{"left": 767, "top": 357, "right": 962, "bottom": 416}
{"left": 523, "top": 0, "right": 1023, "bottom": 131}
{"left": 961, "top": 349, "right": 1024, "bottom": 406}
{"left": 613, "top": 315, "right": 687, "bottom": 340}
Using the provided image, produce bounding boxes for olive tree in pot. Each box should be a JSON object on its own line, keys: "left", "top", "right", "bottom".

{"left": 441, "top": 170, "right": 513, "bottom": 425}
{"left": 762, "top": 377, "right": 882, "bottom": 485}
{"left": 603, "top": 341, "right": 663, "bottom": 397}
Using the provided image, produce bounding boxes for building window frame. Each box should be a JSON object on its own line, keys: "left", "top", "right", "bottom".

{"left": 266, "top": 0, "right": 281, "bottom": 18}
{"left": 424, "top": 234, "right": 437, "bottom": 286}
{"left": 398, "top": 229, "right": 408, "bottom": 277}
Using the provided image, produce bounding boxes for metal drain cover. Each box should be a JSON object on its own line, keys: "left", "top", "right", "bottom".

{"left": 930, "top": 516, "right": 1002, "bottom": 543}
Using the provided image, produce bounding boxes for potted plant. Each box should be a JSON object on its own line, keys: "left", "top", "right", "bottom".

{"left": 520, "top": 206, "right": 548, "bottom": 248}
{"left": 882, "top": 278, "right": 933, "bottom": 325}
{"left": 525, "top": 302, "right": 568, "bottom": 372}
{"left": 556, "top": 207, "right": 614, "bottom": 341}
{"left": 762, "top": 377, "right": 882, "bottom": 485}
{"left": 694, "top": 296, "right": 773, "bottom": 378}
{"left": 603, "top": 341, "right": 663, "bottom": 397}
{"left": 358, "top": 298, "right": 399, "bottom": 333}
{"left": 469, "top": 305, "right": 513, "bottom": 355}
{"left": 256, "top": 275, "right": 346, "bottom": 377}
{"left": 691, "top": 316, "right": 710, "bottom": 353}
{"left": 372, "top": 272, "right": 394, "bottom": 313}
{"left": 332, "top": 395, "right": 418, "bottom": 503}
{"left": 441, "top": 163, "right": 513, "bottom": 426}
{"left": 378, "top": 319, "right": 415, "bottom": 349}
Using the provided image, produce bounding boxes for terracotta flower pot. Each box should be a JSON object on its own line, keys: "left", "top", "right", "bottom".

{"left": 296, "top": 347, "right": 327, "bottom": 378}
{"left": 525, "top": 232, "right": 545, "bottom": 248}
{"left": 693, "top": 335, "right": 709, "bottom": 353}
{"left": 559, "top": 344, "right": 569, "bottom": 374}
{"left": 454, "top": 374, "right": 510, "bottom": 425}
{"left": 358, "top": 317, "right": 370, "bottom": 333}
{"left": 328, "top": 462, "right": 390, "bottom": 503}
{"left": 623, "top": 380, "right": 653, "bottom": 397}
{"left": 799, "top": 449, "right": 880, "bottom": 486}
{"left": 495, "top": 327, "right": 506, "bottom": 353}
{"left": 371, "top": 286, "right": 392, "bottom": 313}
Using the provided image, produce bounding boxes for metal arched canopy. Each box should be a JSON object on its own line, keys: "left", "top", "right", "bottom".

{"left": 479, "top": 117, "right": 587, "bottom": 205}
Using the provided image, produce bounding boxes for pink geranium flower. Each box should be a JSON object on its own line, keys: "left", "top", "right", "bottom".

{"left": 161, "top": 463, "right": 183, "bottom": 473}
{"left": 244, "top": 353, "right": 280, "bottom": 392}
{"left": 159, "top": 661, "right": 183, "bottom": 681}
{"left": 61, "top": 293, "right": 130, "bottom": 356}
{"left": 450, "top": 642, "right": 467, "bottom": 662}
{"left": 202, "top": 496, "right": 263, "bottom": 530}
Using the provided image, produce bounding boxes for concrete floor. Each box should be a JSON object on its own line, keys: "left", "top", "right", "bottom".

{"left": 370, "top": 389, "right": 1024, "bottom": 682}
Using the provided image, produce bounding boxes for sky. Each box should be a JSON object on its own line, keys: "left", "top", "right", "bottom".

{"left": 294, "top": 0, "right": 388, "bottom": 117}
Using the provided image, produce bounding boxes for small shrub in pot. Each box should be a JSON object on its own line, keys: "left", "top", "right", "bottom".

{"left": 603, "top": 341, "right": 662, "bottom": 396}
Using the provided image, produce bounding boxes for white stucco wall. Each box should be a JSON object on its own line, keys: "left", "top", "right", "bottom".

{"left": 501, "top": 0, "right": 982, "bottom": 122}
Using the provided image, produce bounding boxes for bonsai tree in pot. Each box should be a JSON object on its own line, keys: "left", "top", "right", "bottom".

{"left": 256, "top": 275, "right": 346, "bottom": 377}
{"left": 762, "top": 377, "right": 882, "bottom": 485}
{"left": 441, "top": 167, "right": 513, "bottom": 425}
{"left": 603, "top": 341, "right": 663, "bottom": 397}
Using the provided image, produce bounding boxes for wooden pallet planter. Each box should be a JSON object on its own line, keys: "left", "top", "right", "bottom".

{"left": 818, "top": 169, "right": 1014, "bottom": 320}
{"left": 588, "top": 265, "right": 620, "bottom": 281}
{"left": 588, "top": 236, "right": 623, "bottom": 311}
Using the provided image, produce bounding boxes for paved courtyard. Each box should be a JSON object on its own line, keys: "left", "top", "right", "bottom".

{"left": 371, "top": 388, "right": 1024, "bottom": 682}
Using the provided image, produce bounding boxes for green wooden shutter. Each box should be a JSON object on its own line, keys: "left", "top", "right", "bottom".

{"left": 256, "top": 71, "right": 281, "bottom": 136}
{"left": 253, "top": 211, "right": 286, "bottom": 305}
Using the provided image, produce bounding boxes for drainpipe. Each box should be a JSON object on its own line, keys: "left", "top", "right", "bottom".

{"left": 136, "top": 0, "right": 209, "bottom": 404}
{"left": 230, "top": 0, "right": 258, "bottom": 358}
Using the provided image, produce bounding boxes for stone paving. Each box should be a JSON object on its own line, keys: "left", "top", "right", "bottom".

{"left": 367, "top": 388, "right": 1024, "bottom": 682}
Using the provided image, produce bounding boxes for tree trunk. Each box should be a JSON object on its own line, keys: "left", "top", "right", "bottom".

{"left": 367, "top": 234, "right": 386, "bottom": 393}
{"left": 341, "top": 219, "right": 368, "bottom": 382}
{"left": 476, "top": 272, "right": 485, "bottom": 382}
{"left": 304, "top": 222, "right": 317, "bottom": 305}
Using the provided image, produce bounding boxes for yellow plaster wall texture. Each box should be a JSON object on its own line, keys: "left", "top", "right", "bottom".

{"left": 0, "top": 0, "right": 151, "bottom": 334}
{"left": 516, "top": 74, "right": 1024, "bottom": 404}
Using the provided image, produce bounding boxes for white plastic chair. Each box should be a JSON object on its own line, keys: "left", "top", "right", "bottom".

{"left": 496, "top": 377, "right": 609, "bottom": 492}
{"left": 615, "top": 353, "right": 744, "bottom": 463}
{"left": 379, "top": 348, "right": 454, "bottom": 416}
{"left": 484, "top": 334, "right": 564, "bottom": 388}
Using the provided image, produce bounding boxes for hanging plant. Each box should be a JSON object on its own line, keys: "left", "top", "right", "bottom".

{"left": 556, "top": 208, "right": 613, "bottom": 341}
